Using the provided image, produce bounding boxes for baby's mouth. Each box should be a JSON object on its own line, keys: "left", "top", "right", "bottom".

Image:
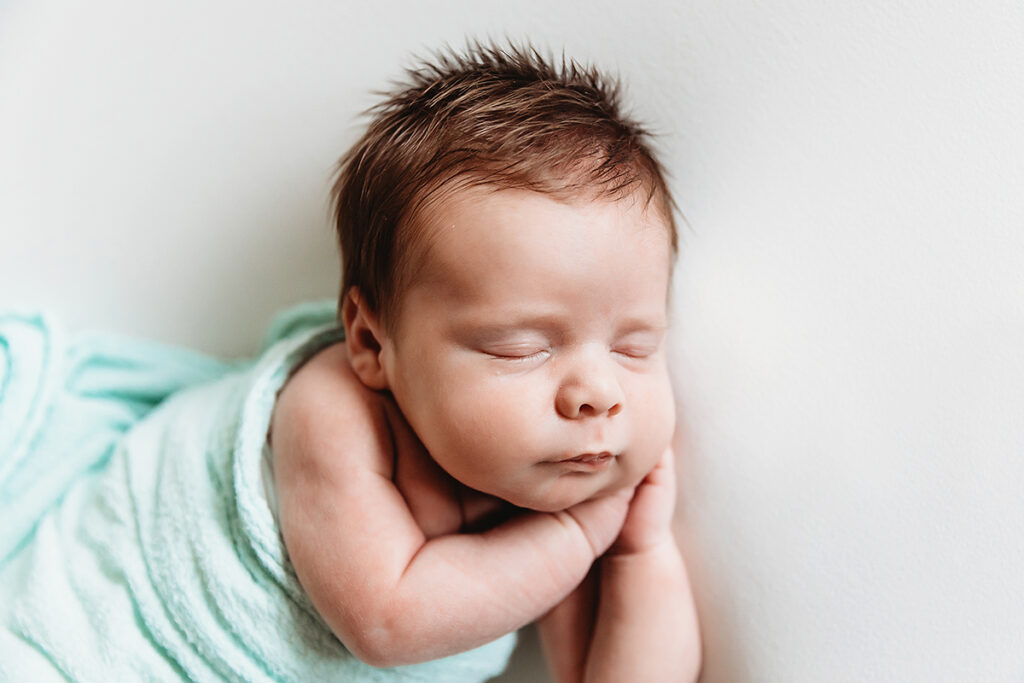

{"left": 566, "top": 451, "right": 614, "bottom": 464}
{"left": 557, "top": 451, "right": 616, "bottom": 471}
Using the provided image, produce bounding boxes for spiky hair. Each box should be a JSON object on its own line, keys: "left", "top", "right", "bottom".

{"left": 331, "top": 41, "right": 677, "bottom": 325}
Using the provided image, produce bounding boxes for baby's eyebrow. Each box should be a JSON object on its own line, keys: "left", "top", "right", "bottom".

{"left": 454, "top": 317, "right": 562, "bottom": 340}
{"left": 615, "top": 317, "right": 669, "bottom": 336}
{"left": 452, "top": 313, "right": 668, "bottom": 340}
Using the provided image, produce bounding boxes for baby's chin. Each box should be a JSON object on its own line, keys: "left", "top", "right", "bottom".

{"left": 495, "top": 469, "right": 642, "bottom": 513}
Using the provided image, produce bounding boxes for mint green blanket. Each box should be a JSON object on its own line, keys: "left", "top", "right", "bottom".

{"left": 0, "top": 302, "right": 516, "bottom": 681}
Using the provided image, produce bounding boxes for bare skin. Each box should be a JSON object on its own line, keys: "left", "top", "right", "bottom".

{"left": 271, "top": 344, "right": 634, "bottom": 666}
{"left": 538, "top": 449, "right": 702, "bottom": 682}
{"left": 271, "top": 187, "right": 701, "bottom": 677}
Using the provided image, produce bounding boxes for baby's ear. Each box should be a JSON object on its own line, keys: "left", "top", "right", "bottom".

{"left": 342, "top": 288, "right": 390, "bottom": 390}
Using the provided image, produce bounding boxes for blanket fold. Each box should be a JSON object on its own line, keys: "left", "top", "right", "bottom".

{"left": 0, "top": 303, "right": 516, "bottom": 682}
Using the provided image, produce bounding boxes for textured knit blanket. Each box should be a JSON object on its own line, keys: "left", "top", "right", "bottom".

{"left": 0, "top": 302, "right": 515, "bottom": 681}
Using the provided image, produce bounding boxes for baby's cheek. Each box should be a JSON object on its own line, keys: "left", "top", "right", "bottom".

{"left": 633, "top": 381, "right": 676, "bottom": 464}
{"left": 652, "top": 372, "right": 677, "bottom": 435}
{"left": 447, "top": 384, "right": 538, "bottom": 456}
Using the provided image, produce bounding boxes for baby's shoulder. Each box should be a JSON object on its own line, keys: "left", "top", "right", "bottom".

{"left": 269, "top": 343, "right": 393, "bottom": 475}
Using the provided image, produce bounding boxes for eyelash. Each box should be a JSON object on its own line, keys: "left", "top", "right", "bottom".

{"left": 485, "top": 346, "right": 657, "bottom": 362}
{"left": 613, "top": 346, "right": 657, "bottom": 359}
{"left": 487, "top": 350, "right": 548, "bottom": 362}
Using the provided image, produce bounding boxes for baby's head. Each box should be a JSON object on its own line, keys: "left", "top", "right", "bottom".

{"left": 333, "top": 42, "right": 678, "bottom": 511}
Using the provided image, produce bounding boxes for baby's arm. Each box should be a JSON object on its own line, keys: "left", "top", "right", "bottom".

{"left": 271, "top": 346, "right": 630, "bottom": 668}
{"left": 538, "top": 449, "right": 702, "bottom": 682}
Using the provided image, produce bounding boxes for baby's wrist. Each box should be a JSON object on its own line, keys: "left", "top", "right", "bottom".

{"left": 602, "top": 537, "right": 683, "bottom": 592}
{"left": 606, "top": 529, "right": 678, "bottom": 559}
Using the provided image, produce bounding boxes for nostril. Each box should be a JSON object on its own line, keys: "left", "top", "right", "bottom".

{"left": 555, "top": 380, "right": 625, "bottom": 419}
{"left": 578, "top": 402, "right": 622, "bottom": 418}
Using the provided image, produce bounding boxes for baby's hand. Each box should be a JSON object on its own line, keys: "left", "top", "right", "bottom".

{"left": 608, "top": 447, "right": 677, "bottom": 556}
{"left": 561, "top": 487, "right": 635, "bottom": 558}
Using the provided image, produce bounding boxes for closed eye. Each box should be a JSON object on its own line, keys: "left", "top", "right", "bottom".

{"left": 613, "top": 346, "right": 657, "bottom": 359}
{"left": 612, "top": 334, "right": 662, "bottom": 359}
{"left": 486, "top": 349, "right": 549, "bottom": 362}
{"left": 481, "top": 342, "right": 550, "bottom": 362}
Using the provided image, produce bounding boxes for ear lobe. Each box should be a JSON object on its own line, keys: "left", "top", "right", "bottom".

{"left": 342, "top": 288, "right": 390, "bottom": 390}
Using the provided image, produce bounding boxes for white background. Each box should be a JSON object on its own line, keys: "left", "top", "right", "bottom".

{"left": 2, "top": 1, "right": 1023, "bottom": 681}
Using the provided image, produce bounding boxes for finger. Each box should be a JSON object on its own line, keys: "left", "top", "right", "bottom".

{"left": 640, "top": 446, "right": 676, "bottom": 488}
{"left": 651, "top": 446, "right": 678, "bottom": 509}
{"left": 563, "top": 490, "right": 633, "bottom": 557}
{"left": 626, "top": 447, "right": 678, "bottom": 527}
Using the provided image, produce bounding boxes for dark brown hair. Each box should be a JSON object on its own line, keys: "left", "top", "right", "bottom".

{"left": 331, "top": 41, "right": 677, "bottom": 327}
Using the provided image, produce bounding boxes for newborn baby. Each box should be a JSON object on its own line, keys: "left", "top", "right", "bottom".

{"left": 270, "top": 43, "right": 701, "bottom": 682}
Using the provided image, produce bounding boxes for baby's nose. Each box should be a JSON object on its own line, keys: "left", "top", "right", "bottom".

{"left": 555, "top": 357, "right": 624, "bottom": 419}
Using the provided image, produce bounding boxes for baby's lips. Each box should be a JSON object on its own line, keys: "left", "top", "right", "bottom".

{"left": 554, "top": 451, "right": 617, "bottom": 472}
{"left": 553, "top": 444, "right": 623, "bottom": 462}
{"left": 564, "top": 451, "right": 614, "bottom": 464}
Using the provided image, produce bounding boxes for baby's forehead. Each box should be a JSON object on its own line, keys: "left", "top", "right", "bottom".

{"left": 409, "top": 184, "right": 667, "bottom": 259}
{"left": 394, "top": 185, "right": 672, "bottom": 300}
{"left": 382, "top": 184, "right": 673, "bottom": 341}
